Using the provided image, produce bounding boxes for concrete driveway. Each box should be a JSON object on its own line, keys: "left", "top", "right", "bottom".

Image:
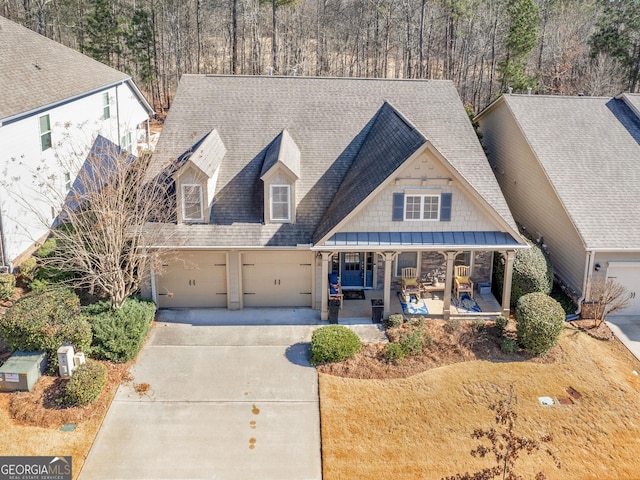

{"left": 79, "top": 308, "right": 323, "bottom": 480}
{"left": 607, "top": 316, "right": 640, "bottom": 362}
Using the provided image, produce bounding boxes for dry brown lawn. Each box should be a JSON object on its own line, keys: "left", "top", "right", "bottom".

{"left": 319, "top": 321, "right": 640, "bottom": 480}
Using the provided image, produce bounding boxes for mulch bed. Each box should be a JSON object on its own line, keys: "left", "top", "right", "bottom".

{"left": 317, "top": 319, "right": 567, "bottom": 380}
{"left": 569, "top": 319, "right": 615, "bottom": 341}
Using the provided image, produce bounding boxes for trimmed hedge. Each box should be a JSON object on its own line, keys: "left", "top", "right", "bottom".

{"left": 64, "top": 360, "right": 107, "bottom": 406}
{"left": 0, "top": 288, "right": 92, "bottom": 370}
{"left": 310, "top": 325, "right": 362, "bottom": 365}
{"left": 515, "top": 292, "right": 565, "bottom": 356}
{"left": 493, "top": 239, "right": 553, "bottom": 307}
{"left": 0, "top": 273, "right": 16, "bottom": 301}
{"left": 86, "top": 297, "right": 156, "bottom": 363}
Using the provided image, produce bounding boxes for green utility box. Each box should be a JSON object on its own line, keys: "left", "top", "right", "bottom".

{"left": 0, "top": 351, "right": 47, "bottom": 392}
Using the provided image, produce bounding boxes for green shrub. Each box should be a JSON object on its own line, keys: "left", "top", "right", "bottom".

{"left": 35, "top": 238, "right": 57, "bottom": 258}
{"left": 310, "top": 325, "right": 362, "bottom": 365}
{"left": 515, "top": 292, "right": 565, "bottom": 356}
{"left": 472, "top": 318, "right": 486, "bottom": 332}
{"left": 18, "top": 257, "right": 37, "bottom": 280}
{"left": 0, "top": 273, "right": 16, "bottom": 301}
{"left": 64, "top": 360, "right": 107, "bottom": 406}
{"left": 28, "top": 278, "right": 51, "bottom": 294}
{"left": 87, "top": 297, "right": 156, "bottom": 363}
{"left": 385, "top": 314, "right": 404, "bottom": 329}
{"left": 501, "top": 338, "right": 518, "bottom": 354}
{"left": 493, "top": 240, "right": 553, "bottom": 307}
{"left": 399, "top": 330, "right": 425, "bottom": 356}
{"left": 385, "top": 342, "right": 405, "bottom": 364}
{"left": 0, "top": 288, "right": 92, "bottom": 370}
{"left": 495, "top": 316, "right": 509, "bottom": 335}
{"left": 33, "top": 265, "right": 74, "bottom": 285}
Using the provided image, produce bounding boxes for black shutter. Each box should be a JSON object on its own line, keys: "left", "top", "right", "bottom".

{"left": 392, "top": 193, "right": 404, "bottom": 221}
{"left": 440, "top": 193, "right": 452, "bottom": 221}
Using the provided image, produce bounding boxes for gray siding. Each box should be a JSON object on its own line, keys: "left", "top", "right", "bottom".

{"left": 478, "top": 102, "right": 586, "bottom": 295}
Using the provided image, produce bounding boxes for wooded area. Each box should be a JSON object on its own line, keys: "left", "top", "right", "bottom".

{"left": 4, "top": 0, "right": 640, "bottom": 113}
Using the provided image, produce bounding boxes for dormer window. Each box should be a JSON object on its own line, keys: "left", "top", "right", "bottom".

{"left": 270, "top": 184, "right": 290, "bottom": 222}
{"left": 182, "top": 184, "right": 204, "bottom": 222}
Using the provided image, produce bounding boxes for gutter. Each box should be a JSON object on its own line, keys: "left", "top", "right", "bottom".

{"left": 577, "top": 250, "right": 596, "bottom": 315}
{"left": 1, "top": 79, "right": 153, "bottom": 127}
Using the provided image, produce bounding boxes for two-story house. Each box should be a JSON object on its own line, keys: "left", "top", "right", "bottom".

{"left": 0, "top": 16, "right": 153, "bottom": 270}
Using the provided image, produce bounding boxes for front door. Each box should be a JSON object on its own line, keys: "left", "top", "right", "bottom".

{"left": 341, "top": 252, "right": 363, "bottom": 287}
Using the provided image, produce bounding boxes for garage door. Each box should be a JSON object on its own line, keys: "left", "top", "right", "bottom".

{"left": 156, "top": 251, "right": 227, "bottom": 308}
{"left": 242, "top": 251, "right": 312, "bottom": 307}
{"left": 607, "top": 262, "right": 640, "bottom": 316}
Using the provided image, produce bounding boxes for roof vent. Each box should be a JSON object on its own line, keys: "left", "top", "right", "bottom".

{"left": 508, "top": 86, "right": 513, "bottom": 95}
{"left": 527, "top": 87, "right": 532, "bottom": 95}
{"left": 269, "top": 67, "right": 274, "bottom": 76}
{"left": 292, "top": 68, "right": 297, "bottom": 76}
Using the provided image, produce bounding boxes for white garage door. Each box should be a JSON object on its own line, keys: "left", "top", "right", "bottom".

{"left": 242, "top": 251, "right": 312, "bottom": 307}
{"left": 607, "top": 262, "right": 640, "bottom": 316}
{"left": 156, "top": 251, "right": 227, "bottom": 308}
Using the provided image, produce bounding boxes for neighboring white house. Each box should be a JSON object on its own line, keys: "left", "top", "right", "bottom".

{"left": 0, "top": 16, "right": 153, "bottom": 270}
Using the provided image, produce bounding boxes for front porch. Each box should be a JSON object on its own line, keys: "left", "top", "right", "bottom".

{"left": 337, "top": 288, "right": 503, "bottom": 322}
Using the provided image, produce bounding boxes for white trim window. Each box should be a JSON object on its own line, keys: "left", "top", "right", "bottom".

{"left": 404, "top": 194, "right": 440, "bottom": 220}
{"left": 182, "top": 184, "right": 204, "bottom": 222}
{"left": 121, "top": 131, "right": 133, "bottom": 153}
{"left": 270, "top": 184, "right": 290, "bottom": 222}
{"left": 103, "top": 92, "right": 111, "bottom": 120}
{"left": 39, "top": 114, "right": 52, "bottom": 151}
{"left": 395, "top": 251, "right": 418, "bottom": 277}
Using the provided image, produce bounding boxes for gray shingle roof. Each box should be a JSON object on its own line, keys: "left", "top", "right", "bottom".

{"left": 151, "top": 75, "right": 517, "bottom": 247}
{"left": 260, "top": 130, "right": 301, "bottom": 179}
{"left": 313, "top": 102, "right": 426, "bottom": 242}
{"left": 187, "top": 130, "right": 226, "bottom": 177}
{"left": 502, "top": 94, "right": 640, "bottom": 249}
{"left": 0, "top": 16, "right": 147, "bottom": 122}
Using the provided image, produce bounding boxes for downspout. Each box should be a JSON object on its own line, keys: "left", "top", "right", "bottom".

{"left": 577, "top": 250, "right": 596, "bottom": 315}
{"left": 0, "top": 202, "right": 7, "bottom": 271}
{"left": 115, "top": 84, "right": 121, "bottom": 146}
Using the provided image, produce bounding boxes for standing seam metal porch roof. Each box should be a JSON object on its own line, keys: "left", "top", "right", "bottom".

{"left": 150, "top": 75, "right": 519, "bottom": 248}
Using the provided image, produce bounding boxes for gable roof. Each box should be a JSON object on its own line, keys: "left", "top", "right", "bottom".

{"left": 0, "top": 16, "right": 151, "bottom": 123}
{"left": 261, "top": 130, "right": 301, "bottom": 179}
{"left": 179, "top": 129, "right": 226, "bottom": 178}
{"left": 313, "top": 102, "right": 427, "bottom": 242}
{"left": 485, "top": 94, "right": 640, "bottom": 249}
{"left": 151, "top": 75, "right": 518, "bottom": 247}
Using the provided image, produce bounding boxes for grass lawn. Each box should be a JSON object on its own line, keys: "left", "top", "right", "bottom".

{"left": 319, "top": 323, "right": 640, "bottom": 479}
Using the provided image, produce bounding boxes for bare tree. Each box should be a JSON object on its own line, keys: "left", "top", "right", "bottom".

{"left": 443, "top": 385, "right": 561, "bottom": 480}
{"left": 586, "top": 278, "right": 632, "bottom": 327}
{"left": 14, "top": 135, "right": 176, "bottom": 310}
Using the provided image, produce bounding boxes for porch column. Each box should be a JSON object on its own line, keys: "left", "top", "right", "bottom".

{"left": 382, "top": 252, "right": 396, "bottom": 319}
{"left": 501, "top": 250, "right": 516, "bottom": 318}
{"left": 443, "top": 251, "right": 456, "bottom": 320}
{"left": 320, "top": 252, "right": 332, "bottom": 321}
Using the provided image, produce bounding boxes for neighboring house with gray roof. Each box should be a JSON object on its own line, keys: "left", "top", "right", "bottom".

{"left": 0, "top": 16, "right": 153, "bottom": 270}
{"left": 476, "top": 93, "right": 640, "bottom": 316}
{"left": 148, "top": 75, "right": 527, "bottom": 320}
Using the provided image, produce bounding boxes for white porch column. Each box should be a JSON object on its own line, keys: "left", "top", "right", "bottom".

{"left": 501, "top": 250, "right": 516, "bottom": 317}
{"left": 320, "top": 252, "right": 332, "bottom": 321}
{"left": 443, "top": 251, "right": 456, "bottom": 320}
{"left": 382, "top": 252, "right": 397, "bottom": 319}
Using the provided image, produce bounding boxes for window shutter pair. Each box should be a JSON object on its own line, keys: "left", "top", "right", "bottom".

{"left": 392, "top": 192, "right": 452, "bottom": 221}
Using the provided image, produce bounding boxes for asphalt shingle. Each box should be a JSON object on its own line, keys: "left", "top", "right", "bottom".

{"left": 502, "top": 94, "right": 640, "bottom": 249}
{"left": 151, "top": 75, "right": 517, "bottom": 247}
{"left": 0, "top": 16, "right": 133, "bottom": 122}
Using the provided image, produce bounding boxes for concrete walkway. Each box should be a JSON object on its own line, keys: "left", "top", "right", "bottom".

{"left": 79, "top": 308, "right": 386, "bottom": 480}
{"left": 607, "top": 316, "right": 640, "bottom": 363}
